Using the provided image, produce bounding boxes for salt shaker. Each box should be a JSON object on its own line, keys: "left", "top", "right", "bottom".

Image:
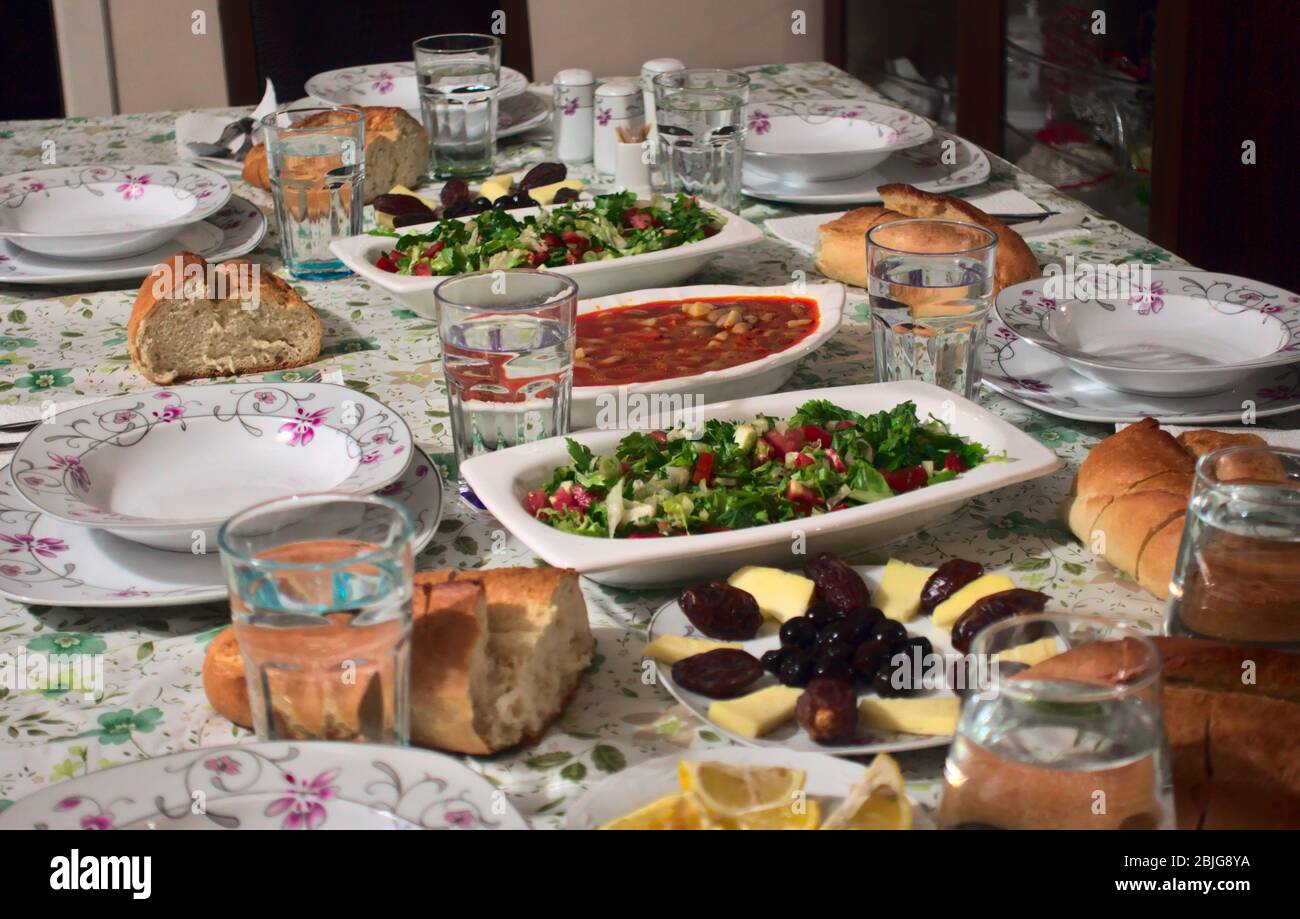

{"left": 640, "top": 57, "right": 685, "bottom": 157}
{"left": 593, "top": 81, "right": 644, "bottom": 177}
{"left": 552, "top": 69, "right": 594, "bottom": 165}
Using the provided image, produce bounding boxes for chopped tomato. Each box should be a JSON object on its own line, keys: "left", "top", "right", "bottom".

{"left": 786, "top": 480, "right": 821, "bottom": 505}
{"left": 649, "top": 431, "right": 669, "bottom": 444}
{"left": 561, "top": 230, "right": 587, "bottom": 246}
{"left": 422, "top": 241, "right": 445, "bottom": 259}
{"left": 764, "top": 427, "right": 805, "bottom": 455}
{"left": 549, "top": 486, "right": 581, "bottom": 514}
{"left": 692, "top": 451, "right": 715, "bottom": 484}
{"left": 376, "top": 256, "right": 399, "bottom": 273}
{"left": 943, "top": 452, "right": 967, "bottom": 472}
{"left": 801, "top": 424, "right": 832, "bottom": 448}
{"left": 564, "top": 250, "right": 580, "bottom": 264}
{"left": 541, "top": 233, "right": 562, "bottom": 247}
{"left": 826, "top": 420, "right": 855, "bottom": 431}
{"left": 524, "top": 489, "right": 549, "bottom": 516}
{"left": 791, "top": 452, "right": 815, "bottom": 468}
{"left": 824, "top": 448, "right": 847, "bottom": 473}
{"left": 411, "top": 261, "right": 433, "bottom": 276}
{"left": 626, "top": 210, "right": 655, "bottom": 229}
{"left": 881, "top": 465, "right": 929, "bottom": 493}
{"left": 525, "top": 250, "right": 547, "bottom": 267}
{"left": 570, "top": 483, "right": 596, "bottom": 511}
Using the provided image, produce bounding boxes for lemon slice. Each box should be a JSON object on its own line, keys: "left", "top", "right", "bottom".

{"left": 601, "top": 792, "right": 714, "bottom": 830}
{"left": 678, "top": 760, "right": 807, "bottom": 818}
{"left": 728, "top": 798, "right": 821, "bottom": 830}
{"left": 819, "top": 753, "right": 912, "bottom": 830}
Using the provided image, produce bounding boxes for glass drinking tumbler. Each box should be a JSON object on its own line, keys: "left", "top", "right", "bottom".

{"left": 652, "top": 69, "right": 750, "bottom": 211}
{"left": 414, "top": 33, "right": 502, "bottom": 180}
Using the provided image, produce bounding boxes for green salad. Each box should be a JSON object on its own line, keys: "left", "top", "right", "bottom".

{"left": 524, "top": 400, "right": 999, "bottom": 538}
{"left": 371, "top": 191, "right": 723, "bottom": 276}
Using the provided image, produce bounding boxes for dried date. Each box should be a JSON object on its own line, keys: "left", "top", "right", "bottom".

{"left": 803, "top": 553, "right": 871, "bottom": 612}
{"left": 951, "top": 588, "right": 1050, "bottom": 654}
{"left": 671, "top": 649, "right": 763, "bottom": 698}
{"left": 516, "top": 161, "right": 566, "bottom": 191}
{"left": 678, "top": 582, "right": 762, "bottom": 640}
{"left": 373, "top": 193, "right": 436, "bottom": 219}
{"left": 551, "top": 186, "right": 581, "bottom": 204}
{"left": 920, "top": 559, "right": 984, "bottom": 612}
{"left": 440, "top": 178, "right": 472, "bottom": 210}
{"left": 796, "top": 677, "right": 859, "bottom": 743}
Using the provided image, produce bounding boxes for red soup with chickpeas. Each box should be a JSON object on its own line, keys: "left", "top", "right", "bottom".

{"left": 573, "top": 296, "right": 820, "bottom": 387}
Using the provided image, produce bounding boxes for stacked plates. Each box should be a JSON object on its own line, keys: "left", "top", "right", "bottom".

{"left": 0, "top": 164, "right": 266, "bottom": 285}
{"left": 0, "top": 383, "right": 443, "bottom": 608}
{"left": 985, "top": 269, "right": 1300, "bottom": 423}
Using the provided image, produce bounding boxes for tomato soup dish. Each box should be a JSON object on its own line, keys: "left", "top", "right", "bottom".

{"left": 573, "top": 296, "right": 819, "bottom": 387}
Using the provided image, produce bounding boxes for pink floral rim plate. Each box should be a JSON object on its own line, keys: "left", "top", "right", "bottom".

{"left": 304, "top": 62, "right": 529, "bottom": 118}
{"left": 0, "top": 194, "right": 265, "bottom": 285}
{"left": 0, "top": 443, "right": 442, "bottom": 608}
{"left": 0, "top": 164, "right": 233, "bottom": 260}
{"left": 993, "top": 269, "right": 1300, "bottom": 397}
{"left": 0, "top": 741, "right": 526, "bottom": 830}
{"left": 9, "top": 383, "right": 413, "bottom": 552}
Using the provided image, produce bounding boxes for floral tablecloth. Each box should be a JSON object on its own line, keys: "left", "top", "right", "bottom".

{"left": 0, "top": 62, "right": 1282, "bottom": 829}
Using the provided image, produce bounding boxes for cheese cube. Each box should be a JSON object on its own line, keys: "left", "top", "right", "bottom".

{"left": 708, "top": 686, "right": 803, "bottom": 739}
{"left": 932, "top": 574, "right": 1016, "bottom": 628}
{"left": 858, "top": 696, "right": 960, "bottom": 737}
{"left": 996, "top": 637, "right": 1062, "bottom": 667}
{"left": 727, "top": 566, "right": 815, "bottom": 623}
{"left": 478, "top": 179, "right": 513, "bottom": 202}
{"left": 528, "top": 179, "right": 583, "bottom": 205}
{"left": 873, "top": 558, "right": 936, "bottom": 623}
{"left": 642, "top": 634, "right": 742, "bottom": 665}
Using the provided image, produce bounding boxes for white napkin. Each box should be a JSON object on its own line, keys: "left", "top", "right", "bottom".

{"left": 963, "top": 189, "right": 1046, "bottom": 216}
{"left": 175, "top": 81, "right": 278, "bottom": 168}
{"left": 1114, "top": 423, "right": 1300, "bottom": 444}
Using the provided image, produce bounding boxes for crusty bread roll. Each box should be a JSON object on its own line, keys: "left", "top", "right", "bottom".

{"left": 203, "top": 567, "right": 596, "bottom": 755}
{"left": 242, "top": 106, "right": 429, "bottom": 206}
{"left": 1018, "top": 637, "right": 1300, "bottom": 829}
{"left": 813, "top": 183, "right": 1040, "bottom": 294}
{"left": 1062, "top": 418, "right": 1273, "bottom": 599}
{"left": 129, "top": 251, "right": 322, "bottom": 384}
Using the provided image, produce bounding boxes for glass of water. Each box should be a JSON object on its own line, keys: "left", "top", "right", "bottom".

{"left": 260, "top": 103, "right": 365, "bottom": 280}
{"left": 437, "top": 270, "right": 577, "bottom": 493}
{"left": 938, "top": 613, "right": 1175, "bottom": 830}
{"left": 652, "top": 68, "right": 750, "bottom": 211}
{"left": 218, "top": 494, "right": 415, "bottom": 745}
{"left": 867, "top": 218, "right": 998, "bottom": 398}
{"left": 413, "top": 33, "right": 501, "bottom": 180}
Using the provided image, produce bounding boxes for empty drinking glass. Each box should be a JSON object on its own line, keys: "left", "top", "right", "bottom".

{"left": 652, "top": 68, "right": 750, "bottom": 211}
{"left": 414, "top": 33, "right": 501, "bottom": 180}
{"left": 218, "top": 494, "right": 415, "bottom": 745}
{"left": 867, "top": 218, "right": 998, "bottom": 398}
{"left": 261, "top": 103, "right": 365, "bottom": 280}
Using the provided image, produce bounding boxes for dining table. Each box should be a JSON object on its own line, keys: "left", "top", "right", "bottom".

{"left": 0, "top": 60, "right": 1284, "bottom": 829}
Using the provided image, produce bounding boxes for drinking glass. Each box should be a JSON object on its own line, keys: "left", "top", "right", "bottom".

{"left": 414, "top": 33, "right": 501, "bottom": 180}
{"left": 260, "top": 103, "right": 365, "bottom": 280}
{"left": 652, "top": 69, "right": 750, "bottom": 211}
{"left": 437, "top": 270, "right": 577, "bottom": 488}
{"left": 218, "top": 494, "right": 415, "bottom": 745}
{"left": 938, "top": 613, "right": 1175, "bottom": 830}
{"left": 866, "top": 219, "right": 998, "bottom": 398}
{"left": 1167, "top": 445, "right": 1300, "bottom": 645}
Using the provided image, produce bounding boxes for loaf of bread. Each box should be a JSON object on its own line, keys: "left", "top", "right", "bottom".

{"left": 814, "top": 183, "right": 1040, "bottom": 294}
{"left": 1062, "top": 419, "right": 1276, "bottom": 599}
{"left": 1019, "top": 636, "right": 1300, "bottom": 829}
{"left": 202, "top": 567, "right": 596, "bottom": 755}
{"left": 242, "top": 106, "right": 429, "bottom": 205}
{"left": 128, "top": 251, "right": 322, "bottom": 384}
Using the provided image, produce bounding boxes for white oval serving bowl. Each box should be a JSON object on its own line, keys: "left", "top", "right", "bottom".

{"left": 329, "top": 198, "right": 765, "bottom": 316}
{"left": 461, "top": 381, "right": 1059, "bottom": 587}
{"left": 995, "top": 269, "right": 1300, "bottom": 396}
{"left": 9, "top": 383, "right": 413, "bottom": 552}
{"left": 569, "top": 282, "right": 845, "bottom": 429}
{"left": 744, "top": 99, "right": 934, "bottom": 183}
{"left": 0, "top": 164, "right": 232, "bottom": 259}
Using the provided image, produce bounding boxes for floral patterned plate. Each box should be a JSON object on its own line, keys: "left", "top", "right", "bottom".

{"left": 304, "top": 62, "right": 528, "bottom": 118}
{"left": 981, "top": 317, "right": 1300, "bottom": 424}
{"left": 0, "top": 740, "right": 526, "bottom": 829}
{"left": 741, "top": 128, "right": 989, "bottom": 205}
{"left": 0, "top": 447, "right": 443, "bottom": 607}
{"left": 10, "top": 383, "right": 414, "bottom": 552}
{"left": 0, "top": 164, "right": 232, "bottom": 260}
{"left": 0, "top": 195, "right": 265, "bottom": 285}
{"left": 646, "top": 564, "right": 959, "bottom": 756}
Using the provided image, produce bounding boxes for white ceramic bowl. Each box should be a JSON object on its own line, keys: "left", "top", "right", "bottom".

{"left": 995, "top": 269, "right": 1300, "bottom": 396}
{"left": 744, "top": 99, "right": 934, "bottom": 183}
{"left": 305, "top": 62, "right": 528, "bottom": 117}
{"left": 569, "top": 282, "right": 845, "bottom": 429}
{"left": 0, "top": 164, "right": 232, "bottom": 259}
{"left": 461, "top": 381, "right": 1059, "bottom": 587}
{"left": 329, "top": 199, "right": 765, "bottom": 316}
{"left": 9, "top": 383, "right": 413, "bottom": 552}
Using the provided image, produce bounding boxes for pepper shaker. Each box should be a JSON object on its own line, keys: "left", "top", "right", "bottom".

{"left": 640, "top": 57, "right": 685, "bottom": 159}
{"left": 593, "top": 81, "right": 644, "bottom": 178}
{"left": 552, "top": 69, "right": 594, "bottom": 165}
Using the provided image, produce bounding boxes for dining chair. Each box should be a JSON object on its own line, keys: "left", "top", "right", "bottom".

{"left": 217, "top": 0, "right": 534, "bottom": 104}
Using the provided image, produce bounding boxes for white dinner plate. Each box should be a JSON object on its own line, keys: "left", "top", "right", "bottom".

{"left": 0, "top": 195, "right": 266, "bottom": 285}
{"left": 646, "top": 565, "right": 957, "bottom": 756}
{"left": 981, "top": 317, "right": 1300, "bottom": 424}
{"left": 305, "top": 62, "right": 528, "bottom": 117}
{"left": 0, "top": 446, "right": 443, "bottom": 608}
{"left": 565, "top": 746, "right": 928, "bottom": 829}
{"left": 0, "top": 164, "right": 232, "bottom": 259}
{"left": 10, "top": 383, "right": 413, "bottom": 552}
{"left": 0, "top": 740, "right": 525, "bottom": 830}
{"left": 569, "top": 282, "right": 845, "bottom": 429}
{"left": 742, "top": 130, "right": 990, "bottom": 205}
